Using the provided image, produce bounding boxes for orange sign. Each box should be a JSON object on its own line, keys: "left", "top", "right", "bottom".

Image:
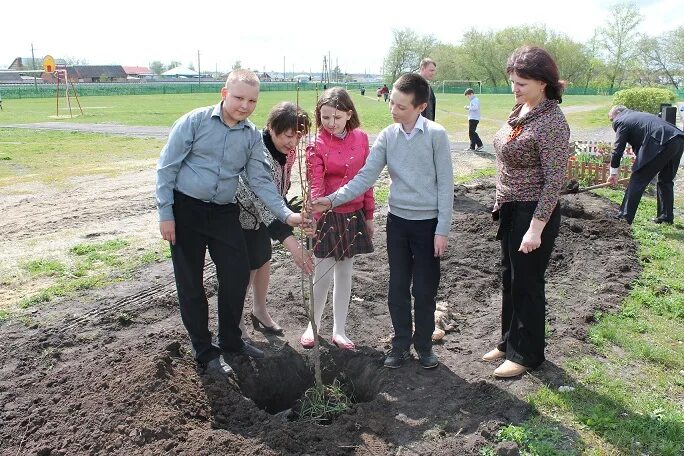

{"left": 43, "top": 55, "right": 56, "bottom": 72}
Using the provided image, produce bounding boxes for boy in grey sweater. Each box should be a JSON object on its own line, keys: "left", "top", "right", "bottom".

{"left": 311, "top": 73, "right": 454, "bottom": 369}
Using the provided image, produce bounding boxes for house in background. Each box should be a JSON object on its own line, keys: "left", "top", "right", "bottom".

{"left": 0, "top": 72, "right": 23, "bottom": 83}
{"left": 9, "top": 56, "right": 67, "bottom": 72}
{"left": 122, "top": 66, "right": 154, "bottom": 80}
{"left": 42, "top": 65, "right": 128, "bottom": 83}
{"left": 72, "top": 65, "right": 127, "bottom": 82}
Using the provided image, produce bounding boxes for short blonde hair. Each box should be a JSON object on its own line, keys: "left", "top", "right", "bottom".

{"left": 225, "top": 69, "right": 260, "bottom": 89}
{"left": 420, "top": 58, "right": 436, "bottom": 69}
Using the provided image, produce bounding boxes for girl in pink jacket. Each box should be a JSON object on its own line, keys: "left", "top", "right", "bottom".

{"left": 301, "top": 87, "right": 375, "bottom": 350}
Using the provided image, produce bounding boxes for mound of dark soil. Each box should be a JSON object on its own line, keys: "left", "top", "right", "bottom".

{"left": 0, "top": 184, "right": 640, "bottom": 455}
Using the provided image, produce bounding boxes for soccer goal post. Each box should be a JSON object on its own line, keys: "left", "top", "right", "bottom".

{"left": 438, "top": 80, "right": 482, "bottom": 94}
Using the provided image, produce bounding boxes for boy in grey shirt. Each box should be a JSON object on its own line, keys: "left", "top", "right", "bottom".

{"left": 312, "top": 73, "right": 453, "bottom": 369}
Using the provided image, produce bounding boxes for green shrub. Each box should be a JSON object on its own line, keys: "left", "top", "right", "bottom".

{"left": 613, "top": 87, "right": 676, "bottom": 115}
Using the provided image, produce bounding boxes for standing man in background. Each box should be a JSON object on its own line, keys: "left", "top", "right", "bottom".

{"left": 464, "top": 88, "right": 483, "bottom": 151}
{"left": 419, "top": 58, "right": 437, "bottom": 121}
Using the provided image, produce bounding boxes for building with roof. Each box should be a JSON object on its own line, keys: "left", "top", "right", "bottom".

{"left": 122, "top": 66, "right": 154, "bottom": 80}
{"left": 9, "top": 57, "right": 67, "bottom": 72}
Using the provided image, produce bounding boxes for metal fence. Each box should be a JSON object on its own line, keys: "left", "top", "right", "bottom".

{"left": 0, "top": 81, "right": 370, "bottom": 99}
{"left": 1, "top": 81, "right": 682, "bottom": 99}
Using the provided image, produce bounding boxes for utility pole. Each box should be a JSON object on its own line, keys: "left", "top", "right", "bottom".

{"left": 31, "top": 43, "right": 37, "bottom": 91}
{"left": 197, "top": 50, "right": 201, "bottom": 86}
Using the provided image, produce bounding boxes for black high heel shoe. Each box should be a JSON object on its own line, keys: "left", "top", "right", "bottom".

{"left": 250, "top": 313, "right": 284, "bottom": 335}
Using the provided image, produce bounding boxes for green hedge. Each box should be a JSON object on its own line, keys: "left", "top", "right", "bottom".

{"left": 613, "top": 87, "right": 676, "bottom": 114}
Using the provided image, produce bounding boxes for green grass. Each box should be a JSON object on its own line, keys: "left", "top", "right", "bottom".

{"left": 374, "top": 184, "right": 389, "bottom": 204}
{"left": 20, "top": 258, "right": 66, "bottom": 276}
{"left": 454, "top": 167, "right": 496, "bottom": 184}
{"left": 0, "top": 128, "right": 164, "bottom": 185}
{"left": 0, "top": 92, "right": 615, "bottom": 140}
{"left": 511, "top": 187, "right": 684, "bottom": 455}
{"left": 17, "top": 239, "right": 170, "bottom": 309}
{"left": 489, "top": 416, "right": 579, "bottom": 456}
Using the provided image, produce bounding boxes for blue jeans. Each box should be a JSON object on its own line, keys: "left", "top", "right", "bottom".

{"left": 386, "top": 213, "right": 441, "bottom": 353}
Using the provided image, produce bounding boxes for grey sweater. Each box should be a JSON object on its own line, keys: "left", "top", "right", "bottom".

{"left": 328, "top": 119, "right": 454, "bottom": 235}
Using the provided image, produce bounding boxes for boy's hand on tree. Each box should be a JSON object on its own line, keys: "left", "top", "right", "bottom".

{"left": 286, "top": 213, "right": 308, "bottom": 227}
{"left": 310, "top": 197, "right": 332, "bottom": 212}
{"left": 300, "top": 211, "right": 316, "bottom": 237}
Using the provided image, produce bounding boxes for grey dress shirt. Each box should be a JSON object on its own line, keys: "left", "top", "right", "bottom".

{"left": 156, "top": 102, "right": 292, "bottom": 223}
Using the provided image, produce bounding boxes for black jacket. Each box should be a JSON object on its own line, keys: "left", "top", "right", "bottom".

{"left": 611, "top": 109, "right": 684, "bottom": 171}
{"left": 421, "top": 86, "right": 436, "bottom": 121}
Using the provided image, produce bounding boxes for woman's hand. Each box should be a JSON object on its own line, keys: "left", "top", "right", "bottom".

{"left": 282, "top": 236, "right": 314, "bottom": 275}
{"left": 518, "top": 217, "right": 546, "bottom": 254}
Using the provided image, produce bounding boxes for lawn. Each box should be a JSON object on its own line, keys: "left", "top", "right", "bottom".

{"left": 0, "top": 90, "right": 616, "bottom": 141}
{"left": 0, "top": 128, "right": 164, "bottom": 185}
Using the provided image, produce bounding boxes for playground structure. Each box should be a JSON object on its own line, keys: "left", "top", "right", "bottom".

{"left": 0, "top": 54, "right": 83, "bottom": 118}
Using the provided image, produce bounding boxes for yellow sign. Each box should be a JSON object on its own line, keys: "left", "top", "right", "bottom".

{"left": 43, "top": 55, "right": 56, "bottom": 72}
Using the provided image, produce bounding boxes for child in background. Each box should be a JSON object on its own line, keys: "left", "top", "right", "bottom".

{"left": 301, "top": 87, "right": 375, "bottom": 350}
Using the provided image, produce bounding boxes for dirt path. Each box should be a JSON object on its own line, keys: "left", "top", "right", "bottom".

{"left": 0, "top": 153, "right": 640, "bottom": 455}
{"left": 4, "top": 122, "right": 170, "bottom": 138}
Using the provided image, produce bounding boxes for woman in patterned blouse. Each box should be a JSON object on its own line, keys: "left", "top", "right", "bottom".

{"left": 483, "top": 46, "right": 571, "bottom": 378}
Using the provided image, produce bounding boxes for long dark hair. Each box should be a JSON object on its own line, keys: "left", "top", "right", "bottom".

{"left": 314, "top": 87, "right": 361, "bottom": 130}
{"left": 506, "top": 46, "right": 565, "bottom": 103}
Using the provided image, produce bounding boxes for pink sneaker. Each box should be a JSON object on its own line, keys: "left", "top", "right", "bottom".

{"left": 300, "top": 334, "right": 315, "bottom": 349}
{"left": 331, "top": 336, "right": 355, "bottom": 350}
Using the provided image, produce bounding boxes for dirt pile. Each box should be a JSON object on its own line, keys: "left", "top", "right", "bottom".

{"left": 0, "top": 183, "right": 640, "bottom": 455}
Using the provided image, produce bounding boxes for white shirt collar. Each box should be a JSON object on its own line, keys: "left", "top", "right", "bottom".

{"left": 400, "top": 114, "right": 425, "bottom": 140}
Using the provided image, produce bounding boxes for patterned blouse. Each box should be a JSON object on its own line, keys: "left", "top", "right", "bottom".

{"left": 236, "top": 130, "right": 297, "bottom": 242}
{"left": 492, "top": 99, "right": 570, "bottom": 222}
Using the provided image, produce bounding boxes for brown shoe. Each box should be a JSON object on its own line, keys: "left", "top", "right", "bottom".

{"left": 432, "top": 328, "right": 445, "bottom": 342}
{"left": 482, "top": 348, "right": 505, "bottom": 362}
{"left": 493, "top": 360, "right": 527, "bottom": 378}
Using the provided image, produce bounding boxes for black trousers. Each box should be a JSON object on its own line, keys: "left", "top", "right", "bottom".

{"left": 620, "top": 136, "right": 684, "bottom": 223}
{"left": 386, "top": 213, "right": 440, "bottom": 353}
{"left": 468, "top": 119, "right": 483, "bottom": 149}
{"left": 496, "top": 201, "right": 560, "bottom": 368}
{"left": 171, "top": 191, "right": 250, "bottom": 363}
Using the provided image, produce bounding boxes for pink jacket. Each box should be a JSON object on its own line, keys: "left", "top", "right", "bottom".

{"left": 307, "top": 128, "right": 374, "bottom": 220}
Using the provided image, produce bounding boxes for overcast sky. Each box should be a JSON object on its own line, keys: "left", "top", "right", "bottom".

{"left": 1, "top": 0, "right": 681, "bottom": 74}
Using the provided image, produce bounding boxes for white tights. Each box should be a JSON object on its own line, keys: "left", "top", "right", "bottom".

{"left": 302, "top": 256, "right": 354, "bottom": 344}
